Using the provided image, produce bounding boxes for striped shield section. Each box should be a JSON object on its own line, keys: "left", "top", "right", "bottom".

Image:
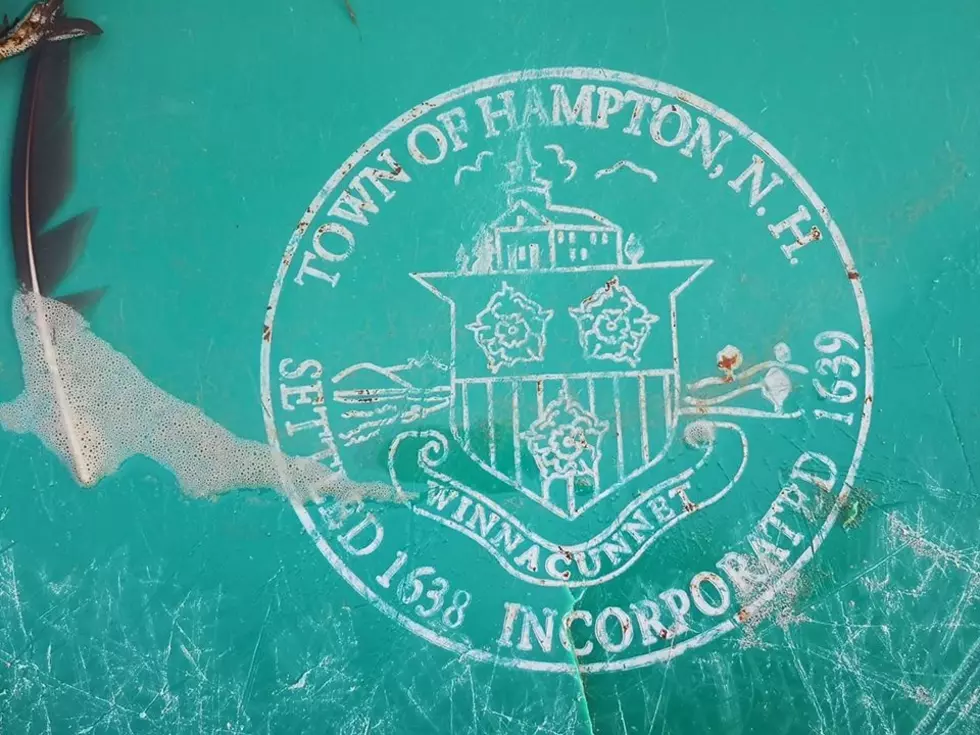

{"left": 452, "top": 370, "right": 674, "bottom": 518}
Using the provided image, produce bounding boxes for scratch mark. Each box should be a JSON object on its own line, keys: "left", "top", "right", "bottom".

{"left": 912, "top": 633, "right": 980, "bottom": 735}
{"left": 287, "top": 668, "right": 312, "bottom": 690}
{"left": 237, "top": 600, "right": 272, "bottom": 725}
{"left": 923, "top": 345, "right": 979, "bottom": 499}
{"left": 400, "top": 683, "right": 440, "bottom": 732}
{"left": 785, "top": 628, "right": 829, "bottom": 733}
{"left": 648, "top": 638, "right": 675, "bottom": 729}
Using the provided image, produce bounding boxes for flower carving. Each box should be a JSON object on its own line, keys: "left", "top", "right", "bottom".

{"left": 467, "top": 283, "right": 553, "bottom": 373}
{"left": 522, "top": 392, "right": 608, "bottom": 484}
{"left": 569, "top": 277, "right": 658, "bottom": 367}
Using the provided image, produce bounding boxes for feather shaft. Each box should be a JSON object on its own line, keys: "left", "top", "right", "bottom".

{"left": 10, "top": 42, "right": 94, "bottom": 485}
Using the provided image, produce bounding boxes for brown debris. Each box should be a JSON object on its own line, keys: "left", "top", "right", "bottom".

{"left": 343, "top": 0, "right": 358, "bottom": 26}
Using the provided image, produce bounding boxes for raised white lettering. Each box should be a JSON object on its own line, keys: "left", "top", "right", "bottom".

{"left": 622, "top": 91, "right": 661, "bottom": 135}
{"left": 312, "top": 222, "right": 356, "bottom": 261}
{"left": 551, "top": 84, "right": 595, "bottom": 127}
{"left": 407, "top": 123, "right": 449, "bottom": 165}
{"left": 679, "top": 117, "right": 733, "bottom": 179}
{"left": 658, "top": 588, "right": 691, "bottom": 636}
{"left": 651, "top": 104, "right": 692, "bottom": 147}
{"left": 514, "top": 543, "right": 541, "bottom": 573}
{"left": 435, "top": 108, "right": 469, "bottom": 152}
{"left": 545, "top": 552, "right": 570, "bottom": 580}
{"left": 338, "top": 514, "right": 384, "bottom": 556}
{"left": 790, "top": 451, "right": 837, "bottom": 493}
{"left": 769, "top": 205, "right": 822, "bottom": 265}
{"left": 520, "top": 86, "right": 550, "bottom": 128}
{"left": 689, "top": 572, "right": 732, "bottom": 616}
{"left": 559, "top": 610, "right": 594, "bottom": 656}
{"left": 716, "top": 551, "right": 769, "bottom": 595}
{"left": 362, "top": 150, "right": 411, "bottom": 200}
{"left": 648, "top": 494, "right": 676, "bottom": 523}
{"left": 294, "top": 251, "right": 340, "bottom": 287}
{"left": 630, "top": 600, "right": 669, "bottom": 644}
{"left": 278, "top": 358, "right": 322, "bottom": 381}
{"left": 476, "top": 91, "right": 518, "bottom": 137}
{"left": 594, "top": 87, "right": 625, "bottom": 129}
{"left": 728, "top": 154, "right": 784, "bottom": 209}
{"left": 595, "top": 607, "right": 634, "bottom": 653}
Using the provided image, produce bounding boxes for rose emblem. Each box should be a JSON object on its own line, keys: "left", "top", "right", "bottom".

{"left": 467, "top": 283, "right": 553, "bottom": 373}
{"left": 522, "top": 392, "right": 608, "bottom": 485}
{"left": 569, "top": 277, "right": 658, "bottom": 366}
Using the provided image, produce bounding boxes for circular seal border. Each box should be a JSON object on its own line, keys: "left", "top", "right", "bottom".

{"left": 260, "top": 67, "right": 875, "bottom": 673}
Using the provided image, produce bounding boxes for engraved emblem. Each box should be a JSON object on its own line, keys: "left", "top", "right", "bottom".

{"left": 467, "top": 283, "right": 553, "bottom": 372}
{"left": 521, "top": 389, "right": 609, "bottom": 515}
{"left": 263, "top": 69, "right": 874, "bottom": 673}
{"left": 407, "top": 138, "right": 784, "bottom": 524}
{"left": 569, "top": 277, "right": 658, "bottom": 366}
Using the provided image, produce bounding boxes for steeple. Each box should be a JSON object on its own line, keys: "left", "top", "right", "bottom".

{"left": 504, "top": 134, "right": 551, "bottom": 207}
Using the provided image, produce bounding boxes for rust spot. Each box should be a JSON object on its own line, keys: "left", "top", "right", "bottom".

{"left": 557, "top": 545, "right": 573, "bottom": 561}
{"left": 581, "top": 276, "right": 619, "bottom": 308}
{"left": 737, "top": 609, "right": 751, "bottom": 624}
{"left": 658, "top": 628, "right": 669, "bottom": 640}
{"left": 353, "top": 389, "right": 380, "bottom": 403}
{"left": 621, "top": 618, "right": 631, "bottom": 634}
{"left": 262, "top": 324, "right": 272, "bottom": 342}
{"left": 810, "top": 226, "right": 822, "bottom": 241}
{"left": 718, "top": 353, "right": 739, "bottom": 371}
{"left": 865, "top": 395, "right": 873, "bottom": 405}
{"left": 847, "top": 270, "right": 860, "bottom": 280}
{"left": 682, "top": 500, "right": 698, "bottom": 513}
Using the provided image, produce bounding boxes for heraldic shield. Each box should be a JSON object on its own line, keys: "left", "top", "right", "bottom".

{"left": 412, "top": 261, "right": 709, "bottom": 520}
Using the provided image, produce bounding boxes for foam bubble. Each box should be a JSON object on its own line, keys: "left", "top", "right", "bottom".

{"left": 0, "top": 292, "right": 390, "bottom": 504}
{"left": 683, "top": 420, "right": 716, "bottom": 448}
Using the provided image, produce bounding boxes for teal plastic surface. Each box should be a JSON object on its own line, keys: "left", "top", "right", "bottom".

{"left": 0, "top": 0, "right": 978, "bottom": 732}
